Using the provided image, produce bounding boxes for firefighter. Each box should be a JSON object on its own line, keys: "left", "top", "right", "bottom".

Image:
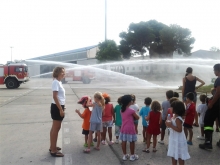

{"left": 199, "top": 63, "right": 220, "bottom": 149}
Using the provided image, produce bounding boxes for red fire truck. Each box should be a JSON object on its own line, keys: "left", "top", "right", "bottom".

{"left": 0, "top": 63, "right": 29, "bottom": 89}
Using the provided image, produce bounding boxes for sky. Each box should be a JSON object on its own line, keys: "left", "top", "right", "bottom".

{"left": 0, "top": 0, "right": 220, "bottom": 64}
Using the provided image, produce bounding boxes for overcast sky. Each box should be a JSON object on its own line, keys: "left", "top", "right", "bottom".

{"left": 0, "top": 0, "right": 219, "bottom": 64}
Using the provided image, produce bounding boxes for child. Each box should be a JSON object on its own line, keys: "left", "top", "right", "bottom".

{"left": 114, "top": 96, "right": 122, "bottom": 144}
{"left": 101, "top": 93, "right": 115, "bottom": 145}
{"left": 139, "top": 97, "right": 152, "bottom": 143}
{"left": 119, "top": 95, "right": 139, "bottom": 161}
{"left": 129, "top": 94, "right": 139, "bottom": 134}
{"left": 83, "top": 92, "right": 105, "bottom": 153}
{"left": 183, "top": 92, "right": 196, "bottom": 145}
{"left": 166, "top": 100, "right": 190, "bottom": 165}
{"left": 158, "top": 90, "right": 173, "bottom": 144}
{"left": 173, "top": 92, "right": 179, "bottom": 98}
{"left": 75, "top": 96, "right": 92, "bottom": 147}
{"left": 166, "top": 97, "right": 179, "bottom": 119}
{"left": 197, "top": 94, "right": 208, "bottom": 140}
{"left": 143, "top": 101, "right": 162, "bottom": 153}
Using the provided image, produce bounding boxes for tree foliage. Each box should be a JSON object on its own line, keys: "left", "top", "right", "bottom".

{"left": 119, "top": 20, "right": 195, "bottom": 58}
{"left": 210, "top": 46, "right": 220, "bottom": 52}
{"left": 96, "top": 40, "right": 122, "bottom": 62}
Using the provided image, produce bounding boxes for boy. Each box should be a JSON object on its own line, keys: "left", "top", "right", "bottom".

{"left": 158, "top": 90, "right": 173, "bottom": 144}
{"left": 75, "top": 96, "right": 93, "bottom": 147}
{"left": 183, "top": 92, "right": 196, "bottom": 145}
{"left": 139, "top": 97, "right": 152, "bottom": 143}
{"left": 114, "top": 96, "right": 122, "bottom": 144}
{"left": 197, "top": 94, "right": 208, "bottom": 140}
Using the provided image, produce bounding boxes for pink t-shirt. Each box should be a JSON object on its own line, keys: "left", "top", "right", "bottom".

{"left": 102, "top": 103, "right": 113, "bottom": 121}
{"left": 120, "top": 108, "right": 136, "bottom": 135}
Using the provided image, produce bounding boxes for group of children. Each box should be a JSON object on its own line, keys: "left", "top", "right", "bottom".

{"left": 74, "top": 90, "right": 216, "bottom": 164}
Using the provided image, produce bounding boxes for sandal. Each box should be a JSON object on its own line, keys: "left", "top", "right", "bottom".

{"left": 50, "top": 151, "right": 64, "bottom": 157}
{"left": 142, "top": 149, "right": 150, "bottom": 153}
{"left": 49, "top": 147, "right": 61, "bottom": 152}
{"left": 83, "top": 148, "right": 91, "bottom": 153}
{"left": 94, "top": 147, "right": 100, "bottom": 151}
{"left": 153, "top": 148, "right": 157, "bottom": 152}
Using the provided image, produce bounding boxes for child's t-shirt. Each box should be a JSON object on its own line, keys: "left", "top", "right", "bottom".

{"left": 184, "top": 103, "right": 195, "bottom": 125}
{"left": 197, "top": 104, "right": 208, "bottom": 125}
{"left": 120, "top": 108, "right": 136, "bottom": 135}
{"left": 102, "top": 103, "right": 113, "bottom": 121}
{"left": 162, "top": 100, "right": 170, "bottom": 120}
{"left": 90, "top": 102, "right": 102, "bottom": 124}
{"left": 129, "top": 104, "right": 139, "bottom": 113}
{"left": 114, "top": 104, "right": 122, "bottom": 126}
{"left": 81, "top": 108, "right": 92, "bottom": 130}
{"left": 139, "top": 106, "right": 150, "bottom": 127}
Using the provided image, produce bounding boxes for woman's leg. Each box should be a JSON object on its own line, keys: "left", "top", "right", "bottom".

{"left": 50, "top": 120, "right": 61, "bottom": 153}
{"left": 130, "top": 141, "right": 135, "bottom": 155}
{"left": 121, "top": 141, "right": 127, "bottom": 155}
{"left": 108, "top": 127, "right": 113, "bottom": 141}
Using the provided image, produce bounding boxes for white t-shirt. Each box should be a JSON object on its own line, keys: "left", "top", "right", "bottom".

{"left": 52, "top": 79, "right": 65, "bottom": 105}
{"left": 197, "top": 104, "right": 208, "bottom": 125}
{"left": 129, "top": 104, "right": 139, "bottom": 113}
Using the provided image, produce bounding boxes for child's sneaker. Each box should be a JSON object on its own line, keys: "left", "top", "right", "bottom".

{"left": 84, "top": 143, "right": 88, "bottom": 147}
{"left": 158, "top": 140, "right": 164, "bottom": 144}
{"left": 197, "top": 136, "right": 205, "bottom": 140}
{"left": 109, "top": 141, "right": 114, "bottom": 145}
{"left": 115, "top": 139, "right": 119, "bottom": 144}
{"left": 122, "top": 154, "right": 129, "bottom": 161}
{"left": 93, "top": 138, "right": 97, "bottom": 142}
{"left": 129, "top": 154, "right": 139, "bottom": 161}
{"left": 101, "top": 140, "right": 106, "bottom": 145}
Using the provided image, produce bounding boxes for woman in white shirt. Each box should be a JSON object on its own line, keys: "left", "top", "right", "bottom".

{"left": 49, "top": 67, "right": 65, "bottom": 157}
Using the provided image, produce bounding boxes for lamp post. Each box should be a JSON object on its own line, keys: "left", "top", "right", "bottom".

{"left": 10, "top": 46, "right": 13, "bottom": 62}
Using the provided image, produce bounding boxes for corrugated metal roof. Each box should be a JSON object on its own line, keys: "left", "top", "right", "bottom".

{"left": 28, "top": 45, "right": 97, "bottom": 60}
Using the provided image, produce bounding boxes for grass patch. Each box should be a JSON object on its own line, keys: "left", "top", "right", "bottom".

{"left": 178, "top": 84, "right": 214, "bottom": 94}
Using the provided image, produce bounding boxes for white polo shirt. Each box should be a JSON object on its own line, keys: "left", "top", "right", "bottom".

{"left": 52, "top": 79, "right": 65, "bottom": 105}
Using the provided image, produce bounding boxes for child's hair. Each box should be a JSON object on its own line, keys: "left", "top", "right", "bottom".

{"left": 94, "top": 92, "right": 105, "bottom": 108}
{"left": 53, "top": 66, "right": 65, "bottom": 78}
{"left": 144, "top": 97, "right": 152, "bottom": 106}
{"left": 186, "top": 92, "right": 194, "bottom": 101}
{"left": 130, "top": 94, "right": 136, "bottom": 102}
{"left": 171, "top": 100, "right": 185, "bottom": 117}
{"left": 151, "top": 101, "right": 161, "bottom": 112}
{"left": 166, "top": 90, "right": 174, "bottom": 99}
{"left": 169, "top": 97, "right": 179, "bottom": 104}
{"left": 199, "top": 94, "right": 207, "bottom": 103}
{"left": 173, "top": 92, "right": 179, "bottom": 98}
{"left": 102, "top": 93, "right": 110, "bottom": 104}
{"left": 121, "top": 95, "right": 132, "bottom": 112}
{"left": 117, "top": 96, "right": 122, "bottom": 105}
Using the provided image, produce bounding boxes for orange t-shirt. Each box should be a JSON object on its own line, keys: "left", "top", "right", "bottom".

{"left": 81, "top": 108, "right": 91, "bottom": 130}
{"left": 102, "top": 103, "right": 113, "bottom": 121}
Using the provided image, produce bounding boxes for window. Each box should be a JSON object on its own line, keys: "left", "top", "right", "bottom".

{"left": 15, "top": 67, "right": 23, "bottom": 72}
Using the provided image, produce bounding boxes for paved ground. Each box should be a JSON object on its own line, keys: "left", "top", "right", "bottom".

{"left": 0, "top": 78, "right": 219, "bottom": 165}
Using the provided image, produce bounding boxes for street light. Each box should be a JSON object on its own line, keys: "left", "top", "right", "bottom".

{"left": 10, "top": 46, "right": 13, "bottom": 62}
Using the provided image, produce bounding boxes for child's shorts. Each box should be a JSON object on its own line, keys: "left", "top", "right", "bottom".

{"left": 115, "top": 125, "right": 121, "bottom": 136}
{"left": 134, "top": 120, "right": 139, "bottom": 125}
{"left": 82, "top": 129, "right": 89, "bottom": 135}
{"left": 183, "top": 122, "right": 193, "bottom": 129}
{"left": 102, "top": 121, "right": 113, "bottom": 127}
{"left": 90, "top": 122, "right": 102, "bottom": 132}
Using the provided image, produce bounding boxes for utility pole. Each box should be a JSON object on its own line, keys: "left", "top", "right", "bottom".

{"left": 10, "top": 46, "right": 13, "bottom": 62}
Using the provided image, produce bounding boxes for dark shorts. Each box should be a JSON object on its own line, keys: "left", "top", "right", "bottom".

{"left": 82, "top": 129, "right": 89, "bottom": 135}
{"left": 160, "top": 120, "right": 166, "bottom": 130}
{"left": 50, "top": 103, "right": 65, "bottom": 121}
{"left": 183, "top": 122, "right": 193, "bottom": 129}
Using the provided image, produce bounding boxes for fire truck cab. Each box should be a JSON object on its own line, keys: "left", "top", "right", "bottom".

{"left": 0, "top": 63, "right": 29, "bottom": 89}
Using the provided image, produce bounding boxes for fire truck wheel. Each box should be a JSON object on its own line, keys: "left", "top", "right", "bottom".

{"left": 6, "top": 79, "right": 18, "bottom": 89}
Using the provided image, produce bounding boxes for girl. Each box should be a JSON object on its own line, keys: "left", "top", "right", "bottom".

{"left": 143, "top": 101, "right": 161, "bottom": 153}
{"left": 50, "top": 67, "right": 65, "bottom": 157}
{"left": 101, "top": 93, "right": 115, "bottom": 145}
{"left": 129, "top": 94, "right": 139, "bottom": 134}
{"left": 166, "top": 101, "right": 190, "bottom": 165}
{"left": 83, "top": 92, "right": 105, "bottom": 153}
{"left": 119, "top": 95, "right": 139, "bottom": 161}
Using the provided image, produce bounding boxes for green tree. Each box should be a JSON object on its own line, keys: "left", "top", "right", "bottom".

{"left": 119, "top": 20, "right": 195, "bottom": 58}
{"left": 210, "top": 46, "right": 220, "bottom": 52}
{"left": 96, "top": 40, "right": 122, "bottom": 62}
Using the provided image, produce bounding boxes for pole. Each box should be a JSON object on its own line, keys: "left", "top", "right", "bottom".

{"left": 105, "top": 0, "right": 107, "bottom": 41}
{"left": 10, "top": 47, "right": 13, "bottom": 62}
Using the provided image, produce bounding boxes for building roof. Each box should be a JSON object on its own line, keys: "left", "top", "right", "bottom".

{"left": 190, "top": 49, "right": 220, "bottom": 59}
{"left": 28, "top": 45, "right": 97, "bottom": 60}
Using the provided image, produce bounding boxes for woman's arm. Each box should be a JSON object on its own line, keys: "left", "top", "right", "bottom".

{"left": 132, "top": 112, "right": 140, "bottom": 120}
{"left": 196, "top": 77, "right": 205, "bottom": 89}
{"left": 166, "top": 118, "right": 182, "bottom": 132}
{"left": 53, "top": 91, "right": 64, "bottom": 117}
{"left": 182, "top": 77, "right": 186, "bottom": 99}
